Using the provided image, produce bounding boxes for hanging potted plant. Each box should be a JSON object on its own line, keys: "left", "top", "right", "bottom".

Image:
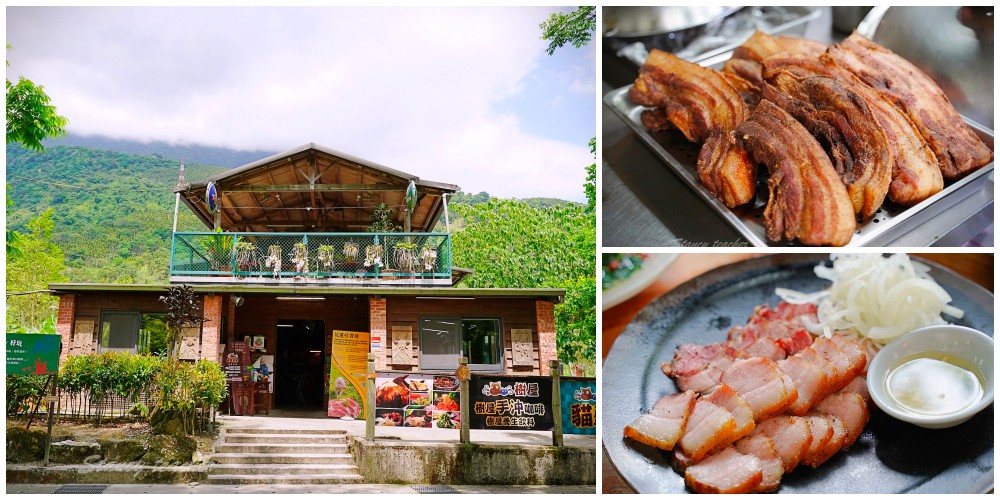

{"left": 265, "top": 245, "right": 282, "bottom": 278}
{"left": 342, "top": 241, "right": 359, "bottom": 263}
{"left": 420, "top": 246, "right": 438, "bottom": 273}
{"left": 364, "top": 244, "right": 383, "bottom": 268}
{"left": 291, "top": 242, "right": 309, "bottom": 275}
{"left": 394, "top": 241, "right": 418, "bottom": 273}
{"left": 232, "top": 241, "right": 256, "bottom": 275}
{"left": 200, "top": 228, "right": 234, "bottom": 271}
{"left": 317, "top": 244, "right": 336, "bottom": 274}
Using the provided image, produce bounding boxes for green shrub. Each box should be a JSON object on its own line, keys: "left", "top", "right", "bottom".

{"left": 5, "top": 374, "right": 48, "bottom": 416}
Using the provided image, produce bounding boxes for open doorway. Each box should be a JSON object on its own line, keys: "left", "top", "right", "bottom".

{"left": 276, "top": 319, "right": 326, "bottom": 409}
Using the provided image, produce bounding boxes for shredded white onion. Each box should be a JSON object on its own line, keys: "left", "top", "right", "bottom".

{"left": 778, "top": 254, "right": 965, "bottom": 346}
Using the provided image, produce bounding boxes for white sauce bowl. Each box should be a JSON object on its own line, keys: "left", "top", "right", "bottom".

{"left": 867, "top": 325, "right": 994, "bottom": 429}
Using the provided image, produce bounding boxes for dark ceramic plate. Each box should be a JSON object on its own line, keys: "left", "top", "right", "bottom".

{"left": 602, "top": 254, "right": 994, "bottom": 493}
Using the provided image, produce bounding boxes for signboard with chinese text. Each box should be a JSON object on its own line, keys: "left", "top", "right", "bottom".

{"left": 560, "top": 378, "right": 597, "bottom": 435}
{"left": 374, "top": 372, "right": 461, "bottom": 429}
{"left": 6, "top": 333, "right": 60, "bottom": 375}
{"left": 328, "top": 330, "right": 370, "bottom": 419}
{"left": 470, "top": 375, "right": 553, "bottom": 431}
{"left": 223, "top": 341, "right": 250, "bottom": 382}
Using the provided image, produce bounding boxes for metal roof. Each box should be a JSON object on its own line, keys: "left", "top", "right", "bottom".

{"left": 46, "top": 282, "right": 565, "bottom": 303}
{"left": 175, "top": 143, "right": 459, "bottom": 233}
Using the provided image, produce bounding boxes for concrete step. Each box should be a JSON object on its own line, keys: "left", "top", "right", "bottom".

{"left": 214, "top": 443, "right": 349, "bottom": 455}
{"left": 223, "top": 428, "right": 348, "bottom": 436}
{"left": 211, "top": 453, "right": 356, "bottom": 466}
{"left": 208, "top": 463, "right": 359, "bottom": 475}
{"left": 223, "top": 433, "right": 349, "bottom": 444}
{"left": 206, "top": 473, "right": 364, "bottom": 485}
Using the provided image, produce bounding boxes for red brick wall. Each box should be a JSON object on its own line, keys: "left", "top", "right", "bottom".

{"left": 201, "top": 295, "right": 223, "bottom": 363}
{"left": 370, "top": 297, "right": 387, "bottom": 370}
{"left": 56, "top": 294, "right": 76, "bottom": 362}
{"left": 536, "top": 300, "right": 557, "bottom": 376}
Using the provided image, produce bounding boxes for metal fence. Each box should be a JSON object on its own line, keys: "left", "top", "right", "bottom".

{"left": 170, "top": 231, "right": 451, "bottom": 281}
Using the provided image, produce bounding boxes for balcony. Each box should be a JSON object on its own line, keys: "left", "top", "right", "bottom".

{"left": 169, "top": 231, "right": 452, "bottom": 286}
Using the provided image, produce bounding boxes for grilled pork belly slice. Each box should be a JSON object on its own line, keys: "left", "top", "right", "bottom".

{"left": 734, "top": 433, "right": 784, "bottom": 492}
{"left": 624, "top": 390, "right": 698, "bottom": 451}
{"left": 696, "top": 131, "right": 758, "bottom": 208}
{"left": 815, "top": 392, "right": 869, "bottom": 449}
{"left": 705, "top": 383, "right": 756, "bottom": 439}
{"left": 812, "top": 336, "right": 866, "bottom": 391}
{"left": 779, "top": 355, "right": 830, "bottom": 415}
{"left": 762, "top": 52, "right": 943, "bottom": 206}
{"left": 631, "top": 49, "right": 749, "bottom": 143}
{"left": 840, "top": 375, "right": 870, "bottom": 404}
{"left": 735, "top": 100, "right": 856, "bottom": 246}
{"left": 721, "top": 357, "right": 798, "bottom": 420}
{"left": 763, "top": 75, "right": 891, "bottom": 220}
{"left": 679, "top": 400, "right": 738, "bottom": 461}
{"left": 800, "top": 415, "right": 835, "bottom": 467}
{"left": 751, "top": 415, "right": 813, "bottom": 473}
{"left": 827, "top": 33, "right": 993, "bottom": 179}
{"left": 663, "top": 343, "right": 741, "bottom": 394}
{"left": 684, "top": 446, "right": 764, "bottom": 494}
{"left": 722, "top": 31, "right": 827, "bottom": 102}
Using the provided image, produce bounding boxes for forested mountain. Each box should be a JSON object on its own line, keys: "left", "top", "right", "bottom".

{"left": 41, "top": 133, "right": 277, "bottom": 168}
{"left": 6, "top": 144, "right": 226, "bottom": 283}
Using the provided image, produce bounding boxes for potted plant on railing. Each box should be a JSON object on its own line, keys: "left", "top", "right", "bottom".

{"left": 420, "top": 246, "right": 438, "bottom": 273}
{"left": 317, "top": 244, "right": 336, "bottom": 275}
{"left": 265, "top": 245, "right": 282, "bottom": 278}
{"left": 394, "top": 241, "right": 419, "bottom": 274}
{"left": 291, "top": 242, "right": 309, "bottom": 276}
{"left": 232, "top": 241, "right": 256, "bottom": 276}
{"left": 342, "top": 241, "right": 359, "bottom": 263}
{"left": 200, "top": 228, "right": 234, "bottom": 272}
{"left": 364, "top": 244, "right": 383, "bottom": 268}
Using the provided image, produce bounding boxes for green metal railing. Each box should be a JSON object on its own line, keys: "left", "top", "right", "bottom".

{"left": 170, "top": 232, "right": 452, "bottom": 280}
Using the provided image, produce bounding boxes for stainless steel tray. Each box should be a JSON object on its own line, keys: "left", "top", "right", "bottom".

{"left": 603, "top": 74, "right": 995, "bottom": 247}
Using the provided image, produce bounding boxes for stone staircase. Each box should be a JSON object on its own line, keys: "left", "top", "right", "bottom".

{"left": 207, "top": 428, "right": 363, "bottom": 484}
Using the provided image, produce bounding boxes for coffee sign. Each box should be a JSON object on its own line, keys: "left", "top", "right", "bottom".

{"left": 470, "top": 375, "right": 553, "bottom": 431}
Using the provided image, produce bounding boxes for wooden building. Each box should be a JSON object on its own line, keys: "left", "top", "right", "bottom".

{"left": 49, "top": 144, "right": 564, "bottom": 411}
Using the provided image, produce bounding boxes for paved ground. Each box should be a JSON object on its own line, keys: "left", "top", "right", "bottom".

{"left": 7, "top": 484, "right": 595, "bottom": 494}
{"left": 213, "top": 409, "right": 597, "bottom": 448}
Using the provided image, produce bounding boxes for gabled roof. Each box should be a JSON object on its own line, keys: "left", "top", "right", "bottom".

{"left": 176, "top": 143, "right": 458, "bottom": 233}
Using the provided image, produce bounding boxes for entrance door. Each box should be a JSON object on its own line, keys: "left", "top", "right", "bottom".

{"left": 276, "top": 319, "right": 326, "bottom": 409}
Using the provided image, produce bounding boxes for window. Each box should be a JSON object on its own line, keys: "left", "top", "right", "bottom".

{"left": 419, "top": 317, "right": 502, "bottom": 371}
{"left": 99, "top": 312, "right": 140, "bottom": 353}
{"left": 99, "top": 312, "right": 170, "bottom": 355}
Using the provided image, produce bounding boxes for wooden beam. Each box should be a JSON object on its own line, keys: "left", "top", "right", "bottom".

{"left": 222, "top": 183, "right": 406, "bottom": 193}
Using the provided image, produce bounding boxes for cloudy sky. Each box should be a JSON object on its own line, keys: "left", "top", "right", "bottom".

{"left": 6, "top": 7, "right": 595, "bottom": 201}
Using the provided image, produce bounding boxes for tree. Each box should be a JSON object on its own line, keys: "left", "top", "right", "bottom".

{"left": 158, "top": 285, "right": 205, "bottom": 360}
{"left": 585, "top": 137, "right": 596, "bottom": 213}
{"left": 539, "top": 6, "right": 597, "bottom": 56}
{"left": 5, "top": 208, "right": 67, "bottom": 330}
{"left": 449, "top": 199, "right": 596, "bottom": 372}
{"left": 6, "top": 46, "right": 68, "bottom": 152}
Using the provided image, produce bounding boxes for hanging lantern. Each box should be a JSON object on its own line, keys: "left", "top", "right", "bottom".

{"left": 206, "top": 182, "right": 219, "bottom": 213}
{"left": 405, "top": 180, "right": 417, "bottom": 213}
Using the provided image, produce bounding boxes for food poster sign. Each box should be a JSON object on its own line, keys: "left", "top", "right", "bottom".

{"left": 328, "top": 330, "right": 370, "bottom": 419}
{"left": 560, "top": 379, "right": 597, "bottom": 435}
{"left": 374, "top": 373, "right": 461, "bottom": 429}
{"left": 470, "top": 375, "right": 554, "bottom": 431}
{"left": 6, "top": 333, "right": 60, "bottom": 375}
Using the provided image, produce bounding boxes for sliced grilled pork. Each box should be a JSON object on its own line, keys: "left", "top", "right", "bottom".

{"left": 624, "top": 390, "right": 698, "bottom": 451}
{"left": 663, "top": 343, "right": 741, "bottom": 394}
{"left": 685, "top": 447, "right": 764, "bottom": 494}
{"left": 814, "top": 392, "right": 869, "bottom": 449}
{"left": 779, "top": 355, "right": 830, "bottom": 415}
{"left": 751, "top": 416, "right": 813, "bottom": 473}
{"left": 805, "top": 414, "right": 848, "bottom": 465}
{"left": 733, "top": 433, "right": 784, "bottom": 492}
{"left": 812, "top": 336, "right": 865, "bottom": 390}
{"left": 679, "top": 400, "right": 738, "bottom": 461}
{"left": 721, "top": 357, "right": 798, "bottom": 420}
{"left": 800, "top": 415, "right": 835, "bottom": 467}
{"left": 839, "top": 375, "right": 870, "bottom": 404}
{"left": 705, "top": 383, "right": 756, "bottom": 439}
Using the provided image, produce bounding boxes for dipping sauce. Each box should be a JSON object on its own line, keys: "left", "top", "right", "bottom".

{"left": 886, "top": 353, "right": 984, "bottom": 416}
